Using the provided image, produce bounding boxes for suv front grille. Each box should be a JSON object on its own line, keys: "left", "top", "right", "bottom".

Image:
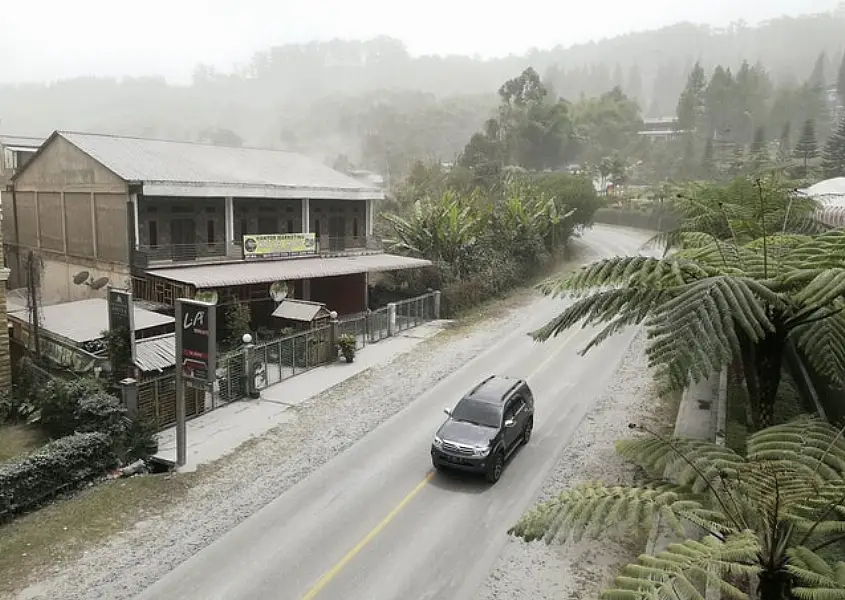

{"left": 442, "top": 441, "right": 474, "bottom": 455}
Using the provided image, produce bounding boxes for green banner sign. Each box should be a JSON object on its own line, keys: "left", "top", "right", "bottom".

{"left": 242, "top": 233, "right": 317, "bottom": 260}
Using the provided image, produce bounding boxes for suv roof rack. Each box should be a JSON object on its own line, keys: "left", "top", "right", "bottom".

{"left": 468, "top": 375, "right": 523, "bottom": 404}
{"left": 467, "top": 375, "right": 496, "bottom": 397}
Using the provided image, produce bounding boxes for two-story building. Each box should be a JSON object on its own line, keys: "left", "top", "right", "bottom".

{"left": 4, "top": 131, "right": 431, "bottom": 328}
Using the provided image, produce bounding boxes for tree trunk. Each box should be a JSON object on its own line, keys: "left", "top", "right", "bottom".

{"left": 753, "top": 332, "right": 787, "bottom": 430}
{"left": 757, "top": 570, "right": 792, "bottom": 600}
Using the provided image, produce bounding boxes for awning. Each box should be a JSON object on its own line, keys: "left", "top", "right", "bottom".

{"left": 146, "top": 253, "right": 432, "bottom": 289}
{"left": 270, "top": 299, "right": 329, "bottom": 322}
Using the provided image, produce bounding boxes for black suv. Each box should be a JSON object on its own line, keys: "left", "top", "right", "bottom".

{"left": 431, "top": 375, "right": 534, "bottom": 483}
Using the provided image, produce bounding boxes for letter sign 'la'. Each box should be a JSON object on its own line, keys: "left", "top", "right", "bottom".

{"left": 184, "top": 309, "right": 205, "bottom": 330}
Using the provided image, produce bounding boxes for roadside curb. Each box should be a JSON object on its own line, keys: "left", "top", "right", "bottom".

{"left": 644, "top": 369, "right": 727, "bottom": 562}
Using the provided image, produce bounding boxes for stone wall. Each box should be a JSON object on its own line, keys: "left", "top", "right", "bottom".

{"left": 0, "top": 240, "right": 11, "bottom": 391}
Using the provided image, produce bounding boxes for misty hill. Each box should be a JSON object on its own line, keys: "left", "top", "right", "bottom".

{"left": 1, "top": 8, "right": 843, "bottom": 173}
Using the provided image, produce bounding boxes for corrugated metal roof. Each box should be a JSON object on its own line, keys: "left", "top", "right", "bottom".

{"left": 146, "top": 253, "right": 432, "bottom": 288}
{"left": 0, "top": 134, "right": 43, "bottom": 149}
{"left": 270, "top": 299, "right": 329, "bottom": 322}
{"left": 134, "top": 333, "right": 176, "bottom": 372}
{"left": 8, "top": 298, "right": 174, "bottom": 344}
{"left": 51, "top": 131, "right": 383, "bottom": 200}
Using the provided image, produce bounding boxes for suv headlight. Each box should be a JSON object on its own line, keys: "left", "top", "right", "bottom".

{"left": 472, "top": 445, "right": 491, "bottom": 457}
{"left": 432, "top": 435, "right": 444, "bottom": 449}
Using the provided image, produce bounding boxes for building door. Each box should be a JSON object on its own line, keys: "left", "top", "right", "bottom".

{"left": 328, "top": 216, "right": 346, "bottom": 251}
{"left": 171, "top": 218, "right": 197, "bottom": 261}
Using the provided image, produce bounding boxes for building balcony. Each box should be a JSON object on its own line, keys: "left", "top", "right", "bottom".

{"left": 131, "top": 236, "right": 384, "bottom": 269}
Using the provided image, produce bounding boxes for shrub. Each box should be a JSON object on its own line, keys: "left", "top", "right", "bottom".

{"left": 121, "top": 417, "right": 159, "bottom": 462}
{"left": 75, "top": 392, "right": 129, "bottom": 436}
{"left": 37, "top": 378, "right": 103, "bottom": 438}
{"left": 0, "top": 432, "right": 116, "bottom": 518}
{"left": 0, "top": 389, "right": 37, "bottom": 424}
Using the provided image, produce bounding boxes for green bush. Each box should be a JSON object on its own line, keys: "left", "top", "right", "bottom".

{"left": 0, "top": 389, "right": 37, "bottom": 424}
{"left": 75, "top": 392, "right": 128, "bottom": 436}
{"left": 37, "top": 378, "right": 103, "bottom": 438}
{"left": 0, "top": 432, "right": 116, "bottom": 518}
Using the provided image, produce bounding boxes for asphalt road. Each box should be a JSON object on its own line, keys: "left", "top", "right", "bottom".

{"left": 134, "top": 225, "right": 654, "bottom": 600}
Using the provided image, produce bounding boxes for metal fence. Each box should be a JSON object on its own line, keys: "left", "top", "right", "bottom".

{"left": 135, "top": 291, "right": 438, "bottom": 431}
{"left": 216, "top": 325, "right": 333, "bottom": 396}
{"left": 394, "top": 293, "right": 435, "bottom": 333}
{"left": 137, "top": 373, "right": 207, "bottom": 430}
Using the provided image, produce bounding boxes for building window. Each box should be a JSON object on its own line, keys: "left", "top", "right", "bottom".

{"left": 287, "top": 219, "right": 294, "bottom": 233}
{"left": 353, "top": 218, "right": 358, "bottom": 238}
{"left": 240, "top": 219, "right": 248, "bottom": 238}
{"left": 149, "top": 220, "right": 158, "bottom": 248}
{"left": 315, "top": 219, "right": 320, "bottom": 238}
{"left": 207, "top": 220, "right": 216, "bottom": 244}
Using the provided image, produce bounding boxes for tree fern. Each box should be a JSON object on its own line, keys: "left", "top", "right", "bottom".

{"left": 511, "top": 418, "right": 845, "bottom": 599}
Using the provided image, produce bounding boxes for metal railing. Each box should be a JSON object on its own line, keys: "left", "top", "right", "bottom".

{"left": 216, "top": 325, "right": 333, "bottom": 396}
{"left": 394, "top": 293, "right": 436, "bottom": 333}
{"left": 137, "top": 373, "right": 206, "bottom": 430}
{"left": 315, "top": 236, "right": 382, "bottom": 254}
{"left": 132, "top": 242, "right": 229, "bottom": 267}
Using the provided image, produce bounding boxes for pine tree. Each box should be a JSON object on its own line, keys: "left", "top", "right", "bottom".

{"left": 777, "top": 122, "right": 792, "bottom": 164}
{"left": 809, "top": 51, "right": 827, "bottom": 89}
{"left": 822, "top": 117, "right": 845, "bottom": 178}
{"left": 794, "top": 118, "right": 819, "bottom": 175}
{"left": 676, "top": 62, "right": 707, "bottom": 131}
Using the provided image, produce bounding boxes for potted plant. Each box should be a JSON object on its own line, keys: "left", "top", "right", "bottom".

{"left": 337, "top": 334, "right": 356, "bottom": 363}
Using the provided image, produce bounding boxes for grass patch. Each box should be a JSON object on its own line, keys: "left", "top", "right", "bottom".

{"left": 0, "top": 472, "right": 198, "bottom": 595}
{"left": 0, "top": 424, "right": 48, "bottom": 463}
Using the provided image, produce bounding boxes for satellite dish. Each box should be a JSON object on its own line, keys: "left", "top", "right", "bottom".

{"left": 195, "top": 290, "right": 218, "bottom": 305}
{"left": 89, "top": 277, "right": 110, "bottom": 290}
{"left": 270, "top": 281, "right": 289, "bottom": 302}
{"left": 73, "top": 271, "right": 90, "bottom": 285}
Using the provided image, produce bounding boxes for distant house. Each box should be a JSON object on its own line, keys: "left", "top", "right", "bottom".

{"left": 638, "top": 116, "right": 683, "bottom": 141}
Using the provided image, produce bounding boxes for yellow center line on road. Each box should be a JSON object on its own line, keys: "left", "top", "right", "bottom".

{"left": 300, "top": 470, "right": 436, "bottom": 600}
{"left": 299, "top": 323, "right": 583, "bottom": 599}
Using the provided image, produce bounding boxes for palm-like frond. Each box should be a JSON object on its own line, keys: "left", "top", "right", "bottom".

{"left": 646, "top": 276, "right": 784, "bottom": 390}
{"left": 509, "top": 482, "right": 704, "bottom": 544}
{"left": 789, "top": 547, "right": 845, "bottom": 600}
{"left": 790, "top": 312, "right": 845, "bottom": 387}
{"left": 602, "top": 532, "right": 759, "bottom": 600}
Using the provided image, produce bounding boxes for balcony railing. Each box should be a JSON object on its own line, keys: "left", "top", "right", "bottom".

{"left": 132, "top": 242, "right": 229, "bottom": 268}
{"left": 315, "top": 235, "right": 382, "bottom": 254}
{"left": 131, "top": 236, "right": 383, "bottom": 268}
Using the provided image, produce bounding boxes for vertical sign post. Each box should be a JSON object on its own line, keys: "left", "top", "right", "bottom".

{"left": 174, "top": 298, "right": 217, "bottom": 467}
{"left": 107, "top": 286, "right": 136, "bottom": 363}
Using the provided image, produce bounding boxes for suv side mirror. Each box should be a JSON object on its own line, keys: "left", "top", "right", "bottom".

{"left": 504, "top": 418, "right": 516, "bottom": 428}
{"left": 443, "top": 408, "right": 452, "bottom": 417}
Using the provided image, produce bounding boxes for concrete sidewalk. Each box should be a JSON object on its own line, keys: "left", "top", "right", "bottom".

{"left": 154, "top": 321, "right": 451, "bottom": 472}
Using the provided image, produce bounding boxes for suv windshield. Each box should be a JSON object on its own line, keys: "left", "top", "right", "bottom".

{"left": 451, "top": 399, "right": 501, "bottom": 428}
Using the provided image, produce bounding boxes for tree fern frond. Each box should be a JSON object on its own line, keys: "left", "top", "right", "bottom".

{"left": 602, "top": 532, "right": 760, "bottom": 600}
{"left": 789, "top": 546, "right": 845, "bottom": 599}
{"left": 508, "top": 483, "right": 699, "bottom": 544}
{"left": 747, "top": 418, "right": 845, "bottom": 479}
{"left": 616, "top": 437, "right": 744, "bottom": 493}
{"left": 790, "top": 312, "right": 845, "bottom": 388}
{"left": 792, "top": 269, "right": 845, "bottom": 308}
{"left": 645, "top": 276, "right": 782, "bottom": 390}
{"left": 536, "top": 256, "right": 714, "bottom": 298}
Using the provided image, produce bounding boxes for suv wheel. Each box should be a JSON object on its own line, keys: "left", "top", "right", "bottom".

{"left": 486, "top": 452, "right": 504, "bottom": 483}
{"left": 523, "top": 417, "right": 533, "bottom": 444}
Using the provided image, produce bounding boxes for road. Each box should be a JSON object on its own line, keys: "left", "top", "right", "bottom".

{"left": 134, "top": 225, "right": 653, "bottom": 600}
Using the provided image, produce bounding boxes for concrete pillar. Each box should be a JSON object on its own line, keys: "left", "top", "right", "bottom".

{"left": 365, "top": 198, "right": 374, "bottom": 238}
{"left": 225, "top": 196, "right": 234, "bottom": 242}
{"left": 433, "top": 290, "right": 441, "bottom": 320}
{"left": 329, "top": 315, "right": 340, "bottom": 362}
{"left": 119, "top": 377, "right": 139, "bottom": 418}
{"left": 387, "top": 302, "right": 397, "bottom": 337}
{"left": 301, "top": 198, "right": 310, "bottom": 233}
{"left": 131, "top": 192, "right": 140, "bottom": 250}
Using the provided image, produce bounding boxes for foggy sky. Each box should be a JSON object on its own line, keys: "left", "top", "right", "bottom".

{"left": 1, "top": 0, "right": 839, "bottom": 84}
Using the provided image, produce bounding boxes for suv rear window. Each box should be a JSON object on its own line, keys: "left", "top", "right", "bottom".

{"left": 451, "top": 398, "right": 502, "bottom": 428}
